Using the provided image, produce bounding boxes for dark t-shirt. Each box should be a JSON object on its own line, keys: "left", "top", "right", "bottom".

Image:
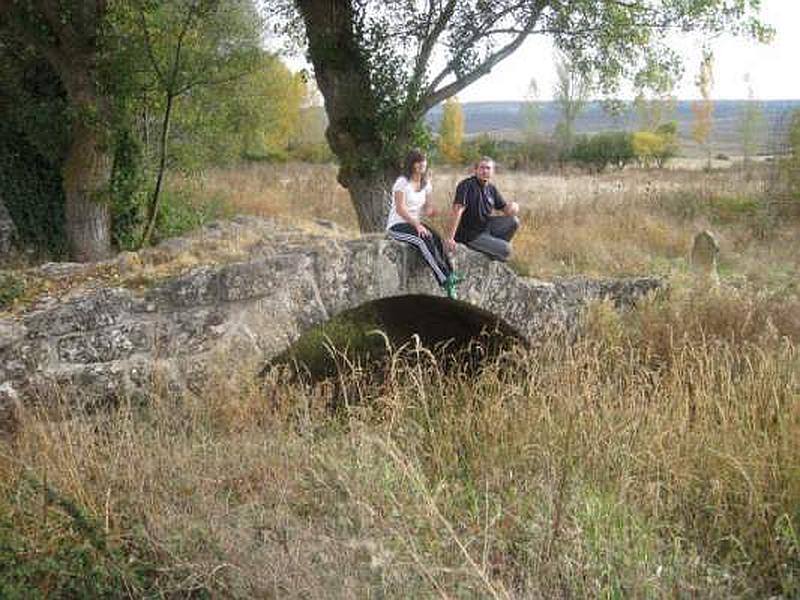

{"left": 452, "top": 175, "right": 507, "bottom": 242}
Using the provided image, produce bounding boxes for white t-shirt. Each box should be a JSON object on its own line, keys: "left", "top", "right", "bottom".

{"left": 385, "top": 176, "right": 432, "bottom": 230}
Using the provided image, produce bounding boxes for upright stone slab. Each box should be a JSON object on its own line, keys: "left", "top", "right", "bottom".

{"left": 690, "top": 230, "right": 720, "bottom": 283}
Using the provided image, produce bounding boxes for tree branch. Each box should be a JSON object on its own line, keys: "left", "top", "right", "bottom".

{"left": 174, "top": 65, "right": 257, "bottom": 96}
{"left": 166, "top": 0, "right": 201, "bottom": 93}
{"left": 136, "top": 2, "right": 165, "bottom": 85}
{"left": 408, "top": 0, "right": 456, "bottom": 98}
{"left": 421, "top": 8, "right": 543, "bottom": 113}
{"left": 424, "top": 2, "right": 537, "bottom": 97}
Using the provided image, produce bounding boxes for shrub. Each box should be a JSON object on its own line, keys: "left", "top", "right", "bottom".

{"left": 288, "top": 141, "right": 336, "bottom": 164}
{"left": 0, "top": 125, "right": 66, "bottom": 259}
{"left": 632, "top": 127, "right": 678, "bottom": 169}
{"left": 109, "top": 128, "right": 148, "bottom": 251}
{"left": 152, "top": 190, "right": 232, "bottom": 243}
{"left": 781, "top": 108, "right": 800, "bottom": 209}
{"left": 570, "top": 131, "right": 634, "bottom": 172}
{"left": 462, "top": 133, "right": 502, "bottom": 165}
{"left": 513, "top": 136, "right": 560, "bottom": 170}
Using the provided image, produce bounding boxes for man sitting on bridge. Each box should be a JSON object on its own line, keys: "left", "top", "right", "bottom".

{"left": 445, "top": 156, "right": 520, "bottom": 261}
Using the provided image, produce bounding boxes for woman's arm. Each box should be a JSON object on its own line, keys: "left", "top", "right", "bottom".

{"left": 394, "top": 190, "right": 430, "bottom": 237}
{"left": 421, "top": 187, "right": 438, "bottom": 217}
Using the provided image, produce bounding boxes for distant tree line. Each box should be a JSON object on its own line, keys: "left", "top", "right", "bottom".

{"left": 430, "top": 49, "right": 794, "bottom": 175}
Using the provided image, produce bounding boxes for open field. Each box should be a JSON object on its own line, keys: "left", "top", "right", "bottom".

{"left": 170, "top": 161, "right": 795, "bottom": 284}
{"left": 2, "top": 161, "right": 798, "bottom": 597}
{"left": 169, "top": 160, "right": 771, "bottom": 226}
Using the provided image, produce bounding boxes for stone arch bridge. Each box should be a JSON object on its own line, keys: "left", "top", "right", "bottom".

{"left": 0, "top": 217, "right": 660, "bottom": 403}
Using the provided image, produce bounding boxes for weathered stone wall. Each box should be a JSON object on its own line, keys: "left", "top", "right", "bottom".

{"left": 0, "top": 216, "right": 662, "bottom": 405}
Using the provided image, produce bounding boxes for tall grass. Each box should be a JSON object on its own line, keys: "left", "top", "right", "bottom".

{"left": 174, "top": 162, "right": 797, "bottom": 283}
{"left": 2, "top": 283, "right": 798, "bottom": 597}
{"left": 2, "top": 161, "right": 798, "bottom": 597}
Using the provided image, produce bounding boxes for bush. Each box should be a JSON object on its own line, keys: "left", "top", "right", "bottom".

{"left": 513, "top": 136, "right": 560, "bottom": 170}
{"left": 569, "top": 131, "right": 634, "bottom": 172}
{"left": 152, "top": 190, "right": 232, "bottom": 243}
{"left": 632, "top": 126, "right": 678, "bottom": 169}
{"left": 109, "top": 128, "right": 149, "bottom": 251}
{"left": 287, "top": 142, "right": 336, "bottom": 164}
{"left": 781, "top": 108, "right": 800, "bottom": 208}
{"left": 0, "top": 271, "right": 26, "bottom": 310}
{"left": 462, "top": 133, "right": 501, "bottom": 165}
{"left": 0, "top": 125, "right": 67, "bottom": 259}
{"left": 461, "top": 136, "right": 558, "bottom": 171}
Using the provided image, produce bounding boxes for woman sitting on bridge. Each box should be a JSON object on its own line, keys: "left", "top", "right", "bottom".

{"left": 386, "top": 149, "right": 461, "bottom": 299}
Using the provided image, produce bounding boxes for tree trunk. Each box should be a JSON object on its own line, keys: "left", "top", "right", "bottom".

{"left": 347, "top": 172, "right": 393, "bottom": 233}
{"left": 30, "top": 10, "right": 114, "bottom": 262}
{"left": 59, "top": 78, "right": 112, "bottom": 262}
{"left": 140, "top": 92, "right": 175, "bottom": 247}
{"left": 25, "top": 1, "right": 115, "bottom": 262}
{"left": 295, "top": 0, "right": 406, "bottom": 233}
{"left": 62, "top": 121, "right": 112, "bottom": 262}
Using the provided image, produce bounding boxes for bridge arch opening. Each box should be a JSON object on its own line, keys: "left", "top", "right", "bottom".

{"left": 268, "top": 294, "right": 526, "bottom": 383}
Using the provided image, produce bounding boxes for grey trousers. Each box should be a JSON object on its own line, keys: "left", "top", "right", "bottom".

{"left": 466, "top": 215, "right": 519, "bottom": 261}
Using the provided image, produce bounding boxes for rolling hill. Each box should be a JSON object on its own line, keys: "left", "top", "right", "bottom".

{"left": 425, "top": 100, "right": 800, "bottom": 156}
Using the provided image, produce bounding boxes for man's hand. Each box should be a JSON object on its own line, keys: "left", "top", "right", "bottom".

{"left": 415, "top": 223, "right": 431, "bottom": 238}
{"left": 506, "top": 201, "right": 520, "bottom": 216}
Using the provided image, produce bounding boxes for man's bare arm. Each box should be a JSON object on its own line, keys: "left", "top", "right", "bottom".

{"left": 501, "top": 201, "right": 520, "bottom": 217}
{"left": 444, "top": 204, "right": 465, "bottom": 253}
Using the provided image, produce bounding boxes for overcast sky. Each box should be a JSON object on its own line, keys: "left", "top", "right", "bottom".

{"left": 457, "top": 0, "right": 799, "bottom": 102}
{"left": 279, "top": 0, "right": 798, "bottom": 103}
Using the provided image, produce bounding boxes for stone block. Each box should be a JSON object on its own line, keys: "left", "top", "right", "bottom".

{"left": 145, "top": 267, "right": 221, "bottom": 309}
{"left": 57, "top": 323, "right": 153, "bottom": 364}
{"left": 23, "top": 288, "right": 134, "bottom": 337}
{"left": 218, "top": 255, "right": 307, "bottom": 302}
{"left": 154, "top": 307, "right": 228, "bottom": 356}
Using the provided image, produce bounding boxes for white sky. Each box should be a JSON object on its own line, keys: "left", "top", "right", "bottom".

{"left": 457, "top": 0, "right": 799, "bottom": 102}
{"left": 278, "top": 0, "right": 799, "bottom": 103}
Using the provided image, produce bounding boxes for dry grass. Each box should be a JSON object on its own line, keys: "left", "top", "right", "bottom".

{"left": 2, "top": 291, "right": 798, "bottom": 597}
{"left": 178, "top": 161, "right": 798, "bottom": 295}
{"left": 2, "top": 161, "right": 799, "bottom": 597}
{"left": 171, "top": 162, "right": 359, "bottom": 231}
{"left": 178, "top": 161, "right": 768, "bottom": 232}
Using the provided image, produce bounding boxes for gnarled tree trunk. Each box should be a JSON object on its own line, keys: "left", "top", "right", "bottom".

{"left": 2, "top": 0, "right": 114, "bottom": 262}
{"left": 296, "top": 0, "right": 409, "bottom": 233}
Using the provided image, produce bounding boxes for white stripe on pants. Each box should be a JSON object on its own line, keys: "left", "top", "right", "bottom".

{"left": 387, "top": 223, "right": 451, "bottom": 285}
